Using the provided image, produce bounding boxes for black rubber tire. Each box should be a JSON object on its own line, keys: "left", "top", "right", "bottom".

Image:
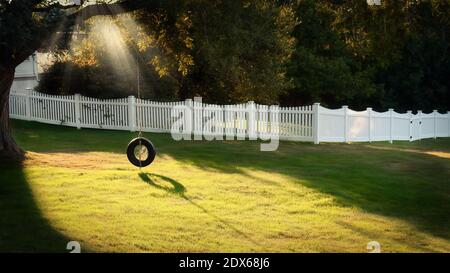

{"left": 126, "top": 137, "right": 156, "bottom": 167}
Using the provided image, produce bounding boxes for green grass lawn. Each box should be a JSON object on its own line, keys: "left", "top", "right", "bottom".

{"left": 1, "top": 120, "right": 449, "bottom": 252}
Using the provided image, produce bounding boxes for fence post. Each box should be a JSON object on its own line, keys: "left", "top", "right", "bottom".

{"left": 247, "top": 101, "right": 256, "bottom": 140}
{"left": 433, "top": 110, "right": 437, "bottom": 139}
{"left": 313, "top": 103, "right": 320, "bottom": 144}
{"left": 448, "top": 111, "right": 450, "bottom": 137}
{"left": 25, "top": 88, "right": 31, "bottom": 121}
{"left": 193, "top": 97, "right": 203, "bottom": 140}
{"left": 407, "top": 110, "right": 412, "bottom": 142}
{"left": 417, "top": 110, "right": 422, "bottom": 140}
{"left": 128, "top": 95, "right": 136, "bottom": 132}
{"left": 74, "top": 93, "right": 81, "bottom": 129}
{"left": 367, "top": 107, "right": 372, "bottom": 142}
{"left": 389, "top": 108, "right": 394, "bottom": 144}
{"left": 185, "top": 99, "right": 193, "bottom": 138}
{"left": 343, "top": 105, "right": 348, "bottom": 143}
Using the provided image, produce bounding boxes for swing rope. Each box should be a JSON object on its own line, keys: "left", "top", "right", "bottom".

{"left": 136, "top": 59, "right": 143, "bottom": 170}
{"left": 126, "top": 52, "right": 156, "bottom": 169}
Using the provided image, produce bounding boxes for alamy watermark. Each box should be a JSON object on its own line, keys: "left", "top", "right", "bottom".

{"left": 170, "top": 97, "right": 279, "bottom": 151}
{"left": 67, "top": 241, "right": 81, "bottom": 253}
{"left": 367, "top": 241, "right": 381, "bottom": 253}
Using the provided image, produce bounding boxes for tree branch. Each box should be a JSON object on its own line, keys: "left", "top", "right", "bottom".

{"left": 34, "top": 0, "right": 154, "bottom": 22}
{"left": 67, "top": 0, "right": 152, "bottom": 22}
{"left": 33, "top": 3, "right": 80, "bottom": 12}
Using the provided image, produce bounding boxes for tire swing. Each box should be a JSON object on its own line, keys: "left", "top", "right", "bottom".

{"left": 127, "top": 62, "right": 156, "bottom": 168}
{"left": 127, "top": 136, "right": 156, "bottom": 168}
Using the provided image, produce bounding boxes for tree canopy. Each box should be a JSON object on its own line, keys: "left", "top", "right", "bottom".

{"left": 36, "top": 0, "right": 297, "bottom": 104}
{"left": 1, "top": 0, "right": 450, "bottom": 157}
{"left": 0, "top": 0, "right": 157, "bottom": 157}
{"left": 33, "top": 0, "right": 450, "bottom": 112}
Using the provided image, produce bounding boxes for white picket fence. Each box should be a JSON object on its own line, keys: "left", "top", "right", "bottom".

{"left": 9, "top": 90, "right": 450, "bottom": 143}
{"left": 317, "top": 105, "right": 450, "bottom": 143}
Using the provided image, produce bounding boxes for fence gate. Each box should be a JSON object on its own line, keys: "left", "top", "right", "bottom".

{"left": 410, "top": 114, "right": 421, "bottom": 141}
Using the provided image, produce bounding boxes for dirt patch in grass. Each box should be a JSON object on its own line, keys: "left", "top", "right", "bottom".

{"left": 24, "top": 151, "right": 122, "bottom": 169}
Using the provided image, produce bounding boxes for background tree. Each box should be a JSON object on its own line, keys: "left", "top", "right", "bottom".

{"left": 36, "top": 0, "right": 450, "bottom": 111}
{"left": 37, "top": 0, "right": 297, "bottom": 105}
{"left": 284, "top": 0, "right": 449, "bottom": 111}
{"left": 282, "top": 0, "right": 376, "bottom": 108}
{"left": 330, "top": 0, "right": 450, "bottom": 111}
{"left": 183, "top": 0, "right": 296, "bottom": 104}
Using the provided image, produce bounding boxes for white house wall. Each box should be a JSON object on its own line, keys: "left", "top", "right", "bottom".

{"left": 12, "top": 54, "right": 39, "bottom": 93}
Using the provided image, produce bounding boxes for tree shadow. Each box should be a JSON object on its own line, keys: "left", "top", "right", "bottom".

{"left": 156, "top": 140, "right": 450, "bottom": 240}
{"left": 0, "top": 158, "right": 75, "bottom": 252}
{"left": 138, "top": 172, "right": 264, "bottom": 249}
{"left": 10, "top": 121, "right": 450, "bottom": 241}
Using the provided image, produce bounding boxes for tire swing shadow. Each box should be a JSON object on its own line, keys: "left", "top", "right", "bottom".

{"left": 138, "top": 172, "right": 263, "bottom": 249}
{"left": 138, "top": 172, "right": 186, "bottom": 195}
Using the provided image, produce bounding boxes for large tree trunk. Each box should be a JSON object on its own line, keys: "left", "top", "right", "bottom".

{"left": 0, "top": 66, "right": 23, "bottom": 160}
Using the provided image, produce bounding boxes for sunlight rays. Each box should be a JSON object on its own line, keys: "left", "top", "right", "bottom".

{"left": 90, "top": 18, "right": 136, "bottom": 79}
{"left": 41, "top": 2, "right": 151, "bottom": 96}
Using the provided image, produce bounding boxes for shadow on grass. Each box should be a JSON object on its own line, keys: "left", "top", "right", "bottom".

{"left": 138, "top": 172, "right": 264, "bottom": 249}
{"left": 0, "top": 157, "right": 72, "bottom": 252}
{"left": 11, "top": 120, "right": 450, "bottom": 240}
{"left": 138, "top": 173, "right": 186, "bottom": 195}
{"left": 157, "top": 141, "right": 450, "bottom": 240}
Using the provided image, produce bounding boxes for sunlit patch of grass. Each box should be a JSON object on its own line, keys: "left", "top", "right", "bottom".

{"left": 364, "top": 144, "right": 450, "bottom": 159}
{"left": 1, "top": 120, "right": 449, "bottom": 252}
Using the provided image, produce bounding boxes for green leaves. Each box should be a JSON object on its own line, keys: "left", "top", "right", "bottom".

{"left": 5, "top": 0, "right": 448, "bottom": 111}
{"left": 285, "top": 0, "right": 450, "bottom": 111}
